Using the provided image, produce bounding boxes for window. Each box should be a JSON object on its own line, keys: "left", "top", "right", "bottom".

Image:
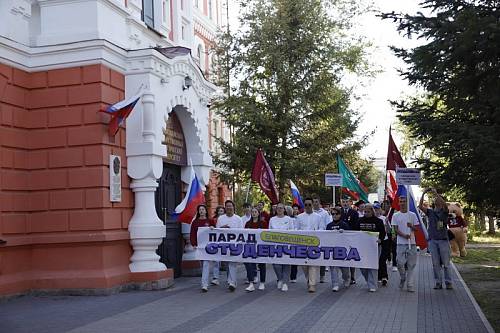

{"left": 142, "top": 0, "right": 154, "bottom": 28}
{"left": 208, "top": 0, "right": 213, "bottom": 19}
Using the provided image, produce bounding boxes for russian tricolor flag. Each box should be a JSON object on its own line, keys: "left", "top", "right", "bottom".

{"left": 290, "top": 180, "right": 304, "bottom": 210}
{"left": 172, "top": 170, "right": 205, "bottom": 224}
{"left": 393, "top": 185, "right": 429, "bottom": 249}
{"left": 99, "top": 92, "right": 141, "bottom": 136}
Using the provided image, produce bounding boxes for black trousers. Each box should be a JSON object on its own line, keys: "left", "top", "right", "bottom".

{"left": 391, "top": 238, "right": 397, "bottom": 267}
{"left": 290, "top": 265, "right": 298, "bottom": 280}
{"left": 378, "top": 239, "right": 391, "bottom": 280}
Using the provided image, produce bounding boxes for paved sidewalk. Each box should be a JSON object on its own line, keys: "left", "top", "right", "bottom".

{"left": 0, "top": 254, "right": 493, "bottom": 333}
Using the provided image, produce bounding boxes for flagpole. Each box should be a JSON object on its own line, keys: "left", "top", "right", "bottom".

{"left": 244, "top": 179, "right": 251, "bottom": 203}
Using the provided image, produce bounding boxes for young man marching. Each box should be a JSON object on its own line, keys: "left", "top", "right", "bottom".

{"left": 391, "top": 195, "right": 420, "bottom": 292}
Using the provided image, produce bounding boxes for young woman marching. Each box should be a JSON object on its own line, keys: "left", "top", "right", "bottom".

{"left": 210, "top": 205, "right": 225, "bottom": 286}
{"left": 355, "top": 204, "right": 386, "bottom": 292}
{"left": 244, "top": 207, "right": 268, "bottom": 292}
{"left": 190, "top": 204, "right": 217, "bottom": 292}
{"left": 326, "top": 207, "right": 351, "bottom": 291}
{"left": 269, "top": 203, "right": 294, "bottom": 292}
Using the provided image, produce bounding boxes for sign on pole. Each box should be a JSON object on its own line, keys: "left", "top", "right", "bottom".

{"left": 396, "top": 168, "right": 421, "bottom": 185}
{"left": 325, "top": 173, "right": 343, "bottom": 187}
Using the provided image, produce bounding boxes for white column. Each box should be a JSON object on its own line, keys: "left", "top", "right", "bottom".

{"left": 181, "top": 222, "right": 195, "bottom": 260}
{"left": 129, "top": 177, "right": 166, "bottom": 272}
{"left": 127, "top": 88, "right": 167, "bottom": 273}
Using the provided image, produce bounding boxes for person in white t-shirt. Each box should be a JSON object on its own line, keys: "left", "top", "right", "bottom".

{"left": 391, "top": 195, "right": 420, "bottom": 292}
{"left": 269, "top": 203, "right": 294, "bottom": 292}
{"left": 216, "top": 200, "right": 243, "bottom": 292}
{"left": 296, "top": 197, "right": 322, "bottom": 293}
{"left": 312, "top": 197, "right": 330, "bottom": 283}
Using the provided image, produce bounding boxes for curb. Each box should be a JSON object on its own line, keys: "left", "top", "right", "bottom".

{"left": 451, "top": 262, "right": 495, "bottom": 333}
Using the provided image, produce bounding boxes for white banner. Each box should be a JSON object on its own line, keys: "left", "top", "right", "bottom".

{"left": 195, "top": 228, "right": 379, "bottom": 269}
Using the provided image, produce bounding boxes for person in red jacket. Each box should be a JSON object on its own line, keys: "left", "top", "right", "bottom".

{"left": 190, "top": 204, "right": 216, "bottom": 292}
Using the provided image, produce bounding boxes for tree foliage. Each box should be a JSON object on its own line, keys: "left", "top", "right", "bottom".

{"left": 382, "top": 0, "right": 500, "bottom": 212}
{"left": 212, "top": 0, "right": 377, "bottom": 203}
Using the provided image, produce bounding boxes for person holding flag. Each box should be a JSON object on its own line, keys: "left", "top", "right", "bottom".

{"left": 391, "top": 195, "right": 420, "bottom": 292}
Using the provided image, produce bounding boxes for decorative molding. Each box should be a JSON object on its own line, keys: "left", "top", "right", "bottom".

{"left": 10, "top": 4, "right": 31, "bottom": 19}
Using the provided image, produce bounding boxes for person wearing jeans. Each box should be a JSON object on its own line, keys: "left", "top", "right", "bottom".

{"left": 244, "top": 207, "right": 268, "bottom": 292}
{"left": 392, "top": 195, "right": 420, "bottom": 292}
{"left": 326, "top": 207, "right": 351, "bottom": 291}
{"left": 419, "top": 188, "right": 453, "bottom": 289}
{"left": 269, "top": 203, "right": 294, "bottom": 292}
{"left": 356, "top": 204, "right": 386, "bottom": 292}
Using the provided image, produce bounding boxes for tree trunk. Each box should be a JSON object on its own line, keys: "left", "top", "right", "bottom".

{"left": 478, "top": 212, "right": 486, "bottom": 231}
{"left": 487, "top": 216, "right": 496, "bottom": 234}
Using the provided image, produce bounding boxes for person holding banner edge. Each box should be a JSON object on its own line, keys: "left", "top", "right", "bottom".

{"left": 326, "top": 207, "right": 351, "bottom": 291}
{"left": 216, "top": 200, "right": 244, "bottom": 292}
{"left": 244, "top": 207, "right": 268, "bottom": 292}
{"left": 296, "top": 197, "right": 323, "bottom": 293}
{"left": 269, "top": 203, "right": 294, "bottom": 292}
{"left": 190, "top": 205, "right": 217, "bottom": 292}
{"left": 356, "top": 204, "right": 386, "bottom": 292}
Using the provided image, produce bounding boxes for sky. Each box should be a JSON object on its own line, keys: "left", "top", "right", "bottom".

{"left": 226, "top": 0, "right": 426, "bottom": 160}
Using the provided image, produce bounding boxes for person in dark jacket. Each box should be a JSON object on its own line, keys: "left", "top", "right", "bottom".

{"left": 340, "top": 196, "right": 359, "bottom": 284}
{"left": 355, "top": 204, "right": 386, "bottom": 292}
{"left": 190, "top": 204, "right": 216, "bottom": 292}
{"left": 326, "top": 207, "right": 351, "bottom": 291}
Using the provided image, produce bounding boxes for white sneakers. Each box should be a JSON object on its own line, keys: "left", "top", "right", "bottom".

{"left": 281, "top": 283, "right": 288, "bottom": 292}
{"left": 245, "top": 283, "right": 255, "bottom": 292}
{"left": 258, "top": 282, "right": 265, "bottom": 290}
{"left": 332, "top": 286, "right": 339, "bottom": 292}
{"left": 290, "top": 279, "right": 297, "bottom": 283}
{"left": 277, "top": 281, "right": 283, "bottom": 289}
{"left": 211, "top": 278, "right": 220, "bottom": 286}
{"left": 369, "top": 288, "right": 376, "bottom": 292}
{"left": 392, "top": 267, "right": 398, "bottom": 272}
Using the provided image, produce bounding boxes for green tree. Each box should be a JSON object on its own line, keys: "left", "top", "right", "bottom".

{"left": 382, "top": 0, "right": 500, "bottom": 213}
{"left": 212, "top": 0, "right": 375, "bottom": 203}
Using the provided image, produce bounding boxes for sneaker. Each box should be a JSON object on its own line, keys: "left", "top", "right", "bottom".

{"left": 245, "top": 283, "right": 255, "bottom": 292}
{"left": 244, "top": 279, "right": 250, "bottom": 284}
{"left": 392, "top": 267, "right": 398, "bottom": 272}
{"left": 325, "top": 267, "right": 329, "bottom": 272}
{"left": 382, "top": 278, "right": 388, "bottom": 286}
{"left": 201, "top": 287, "right": 208, "bottom": 293}
{"left": 320, "top": 276, "right": 326, "bottom": 283}
{"left": 277, "top": 281, "right": 283, "bottom": 289}
{"left": 369, "top": 288, "right": 376, "bottom": 292}
{"left": 290, "top": 279, "right": 297, "bottom": 283}
{"left": 344, "top": 280, "right": 350, "bottom": 288}
{"left": 434, "top": 283, "right": 443, "bottom": 290}
{"left": 228, "top": 284, "right": 236, "bottom": 292}
{"left": 378, "top": 280, "right": 382, "bottom": 283}
{"left": 308, "top": 285, "right": 316, "bottom": 293}
{"left": 281, "top": 283, "right": 288, "bottom": 292}
{"left": 407, "top": 287, "right": 415, "bottom": 293}
{"left": 332, "top": 286, "right": 339, "bottom": 292}
{"left": 445, "top": 283, "right": 453, "bottom": 290}
{"left": 211, "top": 279, "right": 220, "bottom": 286}
{"left": 258, "top": 282, "right": 265, "bottom": 290}
{"left": 399, "top": 278, "right": 406, "bottom": 289}
{"left": 350, "top": 279, "right": 356, "bottom": 285}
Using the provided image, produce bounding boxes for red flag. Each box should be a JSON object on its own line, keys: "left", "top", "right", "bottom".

{"left": 251, "top": 149, "right": 279, "bottom": 204}
{"left": 386, "top": 127, "right": 406, "bottom": 171}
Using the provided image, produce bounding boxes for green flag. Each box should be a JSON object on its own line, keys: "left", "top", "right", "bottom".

{"left": 337, "top": 155, "right": 369, "bottom": 202}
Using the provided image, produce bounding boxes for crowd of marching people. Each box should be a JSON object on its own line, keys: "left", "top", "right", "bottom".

{"left": 190, "top": 188, "right": 456, "bottom": 294}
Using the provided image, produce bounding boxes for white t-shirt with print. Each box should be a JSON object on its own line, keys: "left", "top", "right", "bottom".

{"left": 391, "top": 211, "right": 420, "bottom": 245}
